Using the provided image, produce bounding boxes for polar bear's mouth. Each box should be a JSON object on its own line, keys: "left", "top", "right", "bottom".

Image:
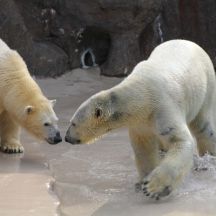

{"left": 64, "top": 136, "right": 81, "bottom": 144}
{"left": 45, "top": 136, "right": 62, "bottom": 145}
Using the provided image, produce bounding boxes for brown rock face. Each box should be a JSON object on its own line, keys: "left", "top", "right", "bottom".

{"left": 162, "top": 0, "right": 216, "bottom": 62}
{"left": 0, "top": 0, "right": 215, "bottom": 77}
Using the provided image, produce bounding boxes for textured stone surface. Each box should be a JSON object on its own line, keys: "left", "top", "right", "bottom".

{"left": 32, "top": 42, "right": 68, "bottom": 77}
{"left": 13, "top": 0, "right": 162, "bottom": 76}
{"left": 161, "top": 0, "right": 216, "bottom": 60}
{"left": 0, "top": 0, "right": 33, "bottom": 67}
{"left": 0, "top": 0, "right": 215, "bottom": 77}
{"left": 0, "top": 0, "right": 68, "bottom": 77}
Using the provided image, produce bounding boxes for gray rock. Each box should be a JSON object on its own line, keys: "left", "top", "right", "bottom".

{"left": 15, "top": 0, "right": 162, "bottom": 76}
{"left": 1, "top": 0, "right": 216, "bottom": 77}
{"left": 0, "top": 0, "right": 33, "bottom": 68}
{"left": 31, "top": 42, "right": 68, "bottom": 77}
{"left": 0, "top": 0, "right": 69, "bottom": 77}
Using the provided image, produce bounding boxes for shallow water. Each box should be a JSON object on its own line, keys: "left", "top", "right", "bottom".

{"left": 46, "top": 134, "right": 216, "bottom": 216}
{"left": 0, "top": 132, "right": 59, "bottom": 216}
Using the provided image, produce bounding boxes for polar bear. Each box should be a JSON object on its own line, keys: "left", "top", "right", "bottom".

{"left": 65, "top": 40, "right": 216, "bottom": 200}
{"left": 0, "top": 38, "right": 62, "bottom": 153}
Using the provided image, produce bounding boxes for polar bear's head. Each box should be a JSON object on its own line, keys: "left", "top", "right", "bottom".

{"left": 21, "top": 99, "right": 62, "bottom": 144}
{"left": 65, "top": 91, "right": 125, "bottom": 144}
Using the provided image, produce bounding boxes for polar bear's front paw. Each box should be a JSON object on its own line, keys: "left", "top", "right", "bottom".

{"left": 141, "top": 168, "right": 175, "bottom": 200}
{"left": 1, "top": 142, "right": 24, "bottom": 154}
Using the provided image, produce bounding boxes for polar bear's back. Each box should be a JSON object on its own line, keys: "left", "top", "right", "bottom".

{"left": 148, "top": 39, "right": 215, "bottom": 99}
{"left": 0, "top": 39, "right": 17, "bottom": 68}
{"left": 0, "top": 38, "right": 34, "bottom": 90}
{"left": 0, "top": 39, "right": 11, "bottom": 57}
{"left": 149, "top": 40, "right": 214, "bottom": 77}
{"left": 130, "top": 40, "right": 216, "bottom": 122}
{"left": 0, "top": 39, "right": 28, "bottom": 74}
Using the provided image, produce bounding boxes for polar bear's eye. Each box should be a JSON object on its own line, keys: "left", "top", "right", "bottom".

{"left": 44, "top": 122, "right": 50, "bottom": 127}
{"left": 95, "top": 108, "right": 102, "bottom": 118}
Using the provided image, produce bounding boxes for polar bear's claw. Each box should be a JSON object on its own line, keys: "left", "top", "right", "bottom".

{"left": 1, "top": 145, "right": 24, "bottom": 154}
{"left": 143, "top": 181, "right": 149, "bottom": 185}
{"left": 142, "top": 184, "right": 172, "bottom": 200}
{"left": 141, "top": 179, "right": 172, "bottom": 201}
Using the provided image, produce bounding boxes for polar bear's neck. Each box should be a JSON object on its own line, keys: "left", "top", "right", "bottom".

{"left": 0, "top": 50, "right": 47, "bottom": 121}
{"left": 5, "top": 89, "right": 43, "bottom": 117}
{"left": 107, "top": 74, "right": 153, "bottom": 125}
{"left": 1, "top": 70, "right": 45, "bottom": 119}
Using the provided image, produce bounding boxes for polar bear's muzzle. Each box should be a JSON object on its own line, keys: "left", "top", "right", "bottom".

{"left": 64, "top": 135, "right": 81, "bottom": 145}
{"left": 65, "top": 129, "right": 81, "bottom": 144}
{"left": 46, "top": 131, "right": 62, "bottom": 144}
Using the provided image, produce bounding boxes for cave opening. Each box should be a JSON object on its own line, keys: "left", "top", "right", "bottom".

{"left": 81, "top": 48, "right": 97, "bottom": 68}
{"left": 79, "top": 26, "right": 111, "bottom": 68}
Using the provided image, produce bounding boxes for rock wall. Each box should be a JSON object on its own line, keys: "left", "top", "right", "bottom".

{"left": 0, "top": 0, "right": 215, "bottom": 77}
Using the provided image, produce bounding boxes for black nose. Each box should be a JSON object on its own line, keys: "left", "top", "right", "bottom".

{"left": 53, "top": 131, "right": 62, "bottom": 144}
{"left": 54, "top": 136, "right": 62, "bottom": 144}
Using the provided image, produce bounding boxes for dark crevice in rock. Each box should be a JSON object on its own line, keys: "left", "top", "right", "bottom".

{"left": 81, "top": 48, "right": 97, "bottom": 68}
{"left": 79, "top": 27, "right": 111, "bottom": 67}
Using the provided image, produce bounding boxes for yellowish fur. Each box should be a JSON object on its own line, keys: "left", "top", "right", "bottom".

{"left": 0, "top": 39, "right": 59, "bottom": 153}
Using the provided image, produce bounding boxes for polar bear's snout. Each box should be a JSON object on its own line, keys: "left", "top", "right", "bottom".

{"left": 47, "top": 131, "right": 62, "bottom": 144}
{"left": 53, "top": 131, "right": 62, "bottom": 144}
{"left": 46, "top": 130, "right": 62, "bottom": 144}
{"left": 65, "top": 136, "right": 81, "bottom": 144}
{"left": 65, "top": 129, "right": 81, "bottom": 144}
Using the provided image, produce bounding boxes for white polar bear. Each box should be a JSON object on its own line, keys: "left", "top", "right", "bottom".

{"left": 65, "top": 40, "right": 216, "bottom": 200}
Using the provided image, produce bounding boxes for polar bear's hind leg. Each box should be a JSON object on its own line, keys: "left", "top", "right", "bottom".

{"left": 192, "top": 118, "right": 216, "bottom": 156}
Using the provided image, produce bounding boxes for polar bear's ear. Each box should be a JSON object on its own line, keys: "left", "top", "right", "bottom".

{"left": 25, "top": 105, "right": 34, "bottom": 115}
{"left": 50, "top": 99, "right": 57, "bottom": 107}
